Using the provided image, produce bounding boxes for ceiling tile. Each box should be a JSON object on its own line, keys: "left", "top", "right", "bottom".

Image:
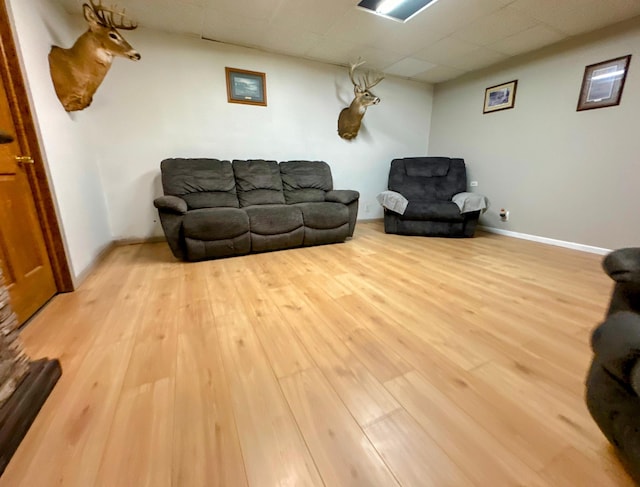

{"left": 325, "top": 8, "right": 407, "bottom": 48}
{"left": 411, "top": 65, "right": 467, "bottom": 83}
{"left": 344, "top": 48, "right": 408, "bottom": 72}
{"left": 304, "top": 37, "right": 363, "bottom": 66}
{"left": 508, "top": 0, "right": 640, "bottom": 36}
{"left": 412, "top": 36, "right": 481, "bottom": 65}
{"left": 383, "top": 58, "right": 437, "bottom": 77}
{"left": 53, "top": 0, "right": 640, "bottom": 86}
{"left": 202, "top": 0, "right": 288, "bottom": 22}
{"left": 405, "top": 0, "right": 510, "bottom": 36}
{"left": 201, "top": 8, "right": 269, "bottom": 48}
{"left": 489, "top": 24, "right": 566, "bottom": 56}
{"left": 134, "top": 3, "right": 204, "bottom": 36}
{"left": 452, "top": 6, "right": 540, "bottom": 46}
{"left": 260, "top": 29, "right": 323, "bottom": 58}
{"left": 270, "top": 0, "right": 353, "bottom": 35}
{"left": 441, "top": 46, "right": 509, "bottom": 71}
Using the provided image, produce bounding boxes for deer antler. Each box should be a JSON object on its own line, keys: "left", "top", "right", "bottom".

{"left": 362, "top": 71, "right": 384, "bottom": 90}
{"left": 348, "top": 58, "right": 384, "bottom": 90}
{"left": 87, "top": 0, "right": 138, "bottom": 30}
{"left": 348, "top": 58, "right": 367, "bottom": 89}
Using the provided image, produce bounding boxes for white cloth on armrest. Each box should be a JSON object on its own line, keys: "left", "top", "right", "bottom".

{"left": 377, "top": 190, "right": 409, "bottom": 215}
{"left": 452, "top": 192, "right": 488, "bottom": 214}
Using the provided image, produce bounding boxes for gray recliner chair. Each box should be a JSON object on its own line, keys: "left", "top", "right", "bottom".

{"left": 383, "top": 157, "right": 481, "bottom": 237}
{"left": 586, "top": 247, "right": 640, "bottom": 482}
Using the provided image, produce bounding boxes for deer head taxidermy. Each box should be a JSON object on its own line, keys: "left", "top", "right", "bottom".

{"left": 48, "top": 0, "right": 141, "bottom": 112}
{"left": 337, "top": 59, "right": 384, "bottom": 140}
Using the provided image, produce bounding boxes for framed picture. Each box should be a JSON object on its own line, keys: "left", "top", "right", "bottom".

{"left": 576, "top": 55, "right": 631, "bottom": 111}
{"left": 483, "top": 80, "right": 517, "bottom": 114}
{"left": 225, "top": 67, "right": 267, "bottom": 106}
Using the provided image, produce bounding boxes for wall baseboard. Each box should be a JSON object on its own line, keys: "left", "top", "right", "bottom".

{"left": 480, "top": 226, "right": 611, "bottom": 255}
{"left": 114, "top": 236, "right": 166, "bottom": 246}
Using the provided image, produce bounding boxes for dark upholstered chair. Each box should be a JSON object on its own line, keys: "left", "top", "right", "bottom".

{"left": 383, "top": 157, "right": 481, "bottom": 237}
{"left": 586, "top": 247, "right": 640, "bottom": 482}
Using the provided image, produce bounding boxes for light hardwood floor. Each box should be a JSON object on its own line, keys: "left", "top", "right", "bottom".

{"left": 2, "top": 221, "right": 634, "bottom": 486}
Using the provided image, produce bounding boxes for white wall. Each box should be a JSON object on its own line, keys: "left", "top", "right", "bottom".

{"left": 83, "top": 31, "right": 433, "bottom": 239}
{"left": 429, "top": 17, "right": 640, "bottom": 250}
{"left": 7, "top": 0, "right": 112, "bottom": 281}
{"left": 8, "top": 0, "right": 433, "bottom": 275}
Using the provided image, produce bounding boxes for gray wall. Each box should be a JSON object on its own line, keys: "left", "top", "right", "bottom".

{"left": 429, "top": 17, "right": 640, "bottom": 250}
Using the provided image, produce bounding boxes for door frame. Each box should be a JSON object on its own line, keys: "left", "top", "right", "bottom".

{"left": 0, "top": 0, "right": 73, "bottom": 292}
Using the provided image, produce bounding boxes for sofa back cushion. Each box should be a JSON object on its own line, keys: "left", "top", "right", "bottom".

{"left": 161, "top": 158, "right": 239, "bottom": 209}
{"left": 280, "top": 160, "right": 333, "bottom": 204}
{"left": 388, "top": 157, "right": 467, "bottom": 201}
{"left": 233, "top": 160, "right": 286, "bottom": 207}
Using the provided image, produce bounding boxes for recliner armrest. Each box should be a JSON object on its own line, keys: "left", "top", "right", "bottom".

{"left": 591, "top": 311, "right": 640, "bottom": 388}
{"left": 325, "top": 190, "right": 359, "bottom": 205}
{"left": 154, "top": 195, "right": 187, "bottom": 215}
{"left": 603, "top": 248, "right": 640, "bottom": 283}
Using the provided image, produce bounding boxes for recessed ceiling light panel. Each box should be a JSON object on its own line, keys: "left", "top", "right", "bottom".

{"left": 357, "top": 0, "right": 441, "bottom": 22}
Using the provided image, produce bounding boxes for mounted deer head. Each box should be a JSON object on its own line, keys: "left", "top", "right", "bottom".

{"left": 48, "top": 0, "right": 141, "bottom": 112}
{"left": 337, "top": 59, "right": 384, "bottom": 140}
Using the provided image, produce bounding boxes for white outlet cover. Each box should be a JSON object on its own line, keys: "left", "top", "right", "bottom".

{"left": 470, "top": 181, "right": 478, "bottom": 187}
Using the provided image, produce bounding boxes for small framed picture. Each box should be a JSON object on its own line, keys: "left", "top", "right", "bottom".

{"left": 576, "top": 55, "right": 631, "bottom": 111}
{"left": 483, "top": 80, "right": 517, "bottom": 114}
{"left": 225, "top": 67, "right": 267, "bottom": 106}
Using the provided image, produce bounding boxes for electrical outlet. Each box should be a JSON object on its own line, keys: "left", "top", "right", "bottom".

{"left": 499, "top": 209, "right": 510, "bottom": 222}
{"left": 470, "top": 181, "right": 478, "bottom": 187}
{"left": 365, "top": 203, "right": 371, "bottom": 213}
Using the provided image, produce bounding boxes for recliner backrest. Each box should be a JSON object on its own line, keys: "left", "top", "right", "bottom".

{"left": 233, "top": 159, "right": 286, "bottom": 207}
{"left": 280, "top": 161, "right": 333, "bottom": 204}
{"left": 388, "top": 157, "right": 467, "bottom": 201}
{"left": 161, "top": 158, "right": 239, "bottom": 209}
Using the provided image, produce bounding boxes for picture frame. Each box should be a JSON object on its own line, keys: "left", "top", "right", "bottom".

{"left": 483, "top": 80, "right": 517, "bottom": 114}
{"left": 225, "top": 67, "right": 267, "bottom": 106}
{"left": 576, "top": 55, "right": 631, "bottom": 111}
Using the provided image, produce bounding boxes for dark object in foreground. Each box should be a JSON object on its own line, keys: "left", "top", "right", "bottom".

{"left": 586, "top": 247, "right": 640, "bottom": 483}
{"left": 0, "top": 358, "right": 62, "bottom": 475}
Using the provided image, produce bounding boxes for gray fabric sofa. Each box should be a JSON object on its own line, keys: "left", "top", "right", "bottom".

{"left": 586, "top": 247, "right": 640, "bottom": 482}
{"left": 153, "top": 158, "right": 359, "bottom": 261}
{"left": 383, "top": 157, "right": 480, "bottom": 237}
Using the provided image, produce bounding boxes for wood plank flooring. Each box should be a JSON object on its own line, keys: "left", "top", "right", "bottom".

{"left": 1, "top": 221, "right": 634, "bottom": 486}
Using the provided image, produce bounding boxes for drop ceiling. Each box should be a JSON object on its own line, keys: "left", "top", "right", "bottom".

{"left": 55, "top": 0, "right": 640, "bottom": 83}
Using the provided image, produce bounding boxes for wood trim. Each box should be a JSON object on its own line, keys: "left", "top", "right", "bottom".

{"left": 0, "top": 0, "right": 73, "bottom": 292}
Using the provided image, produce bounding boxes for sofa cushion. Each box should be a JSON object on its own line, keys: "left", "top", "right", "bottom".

{"left": 245, "top": 205, "right": 303, "bottom": 235}
{"left": 233, "top": 160, "right": 286, "bottom": 207}
{"left": 295, "top": 202, "right": 349, "bottom": 229}
{"left": 280, "top": 161, "right": 333, "bottom": 204}
{"left": 183, "top": 208, "right": 249, "bottom": 240}
{"left": 161, "top": 158, "right": 239, "bottom": 209}
{"left": 401, "top": 201, "right": 464, "bottom": 222}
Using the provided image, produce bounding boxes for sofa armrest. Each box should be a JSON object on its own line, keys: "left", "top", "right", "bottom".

{"left": 154, "top": 195, "right": 187, "bottom": 215}
{"left": 591, "top": 311, "right": 640, "bottom": 388}
{"left": 603, "top": 248, "right": 640, "bottom": 283}
{"left": 326, "top": 190, "right": 359, "bottom": 205}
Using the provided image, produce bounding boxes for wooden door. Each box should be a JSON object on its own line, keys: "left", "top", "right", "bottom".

{"left": 0, "top": 71, "right": 56, "bottom": 325}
